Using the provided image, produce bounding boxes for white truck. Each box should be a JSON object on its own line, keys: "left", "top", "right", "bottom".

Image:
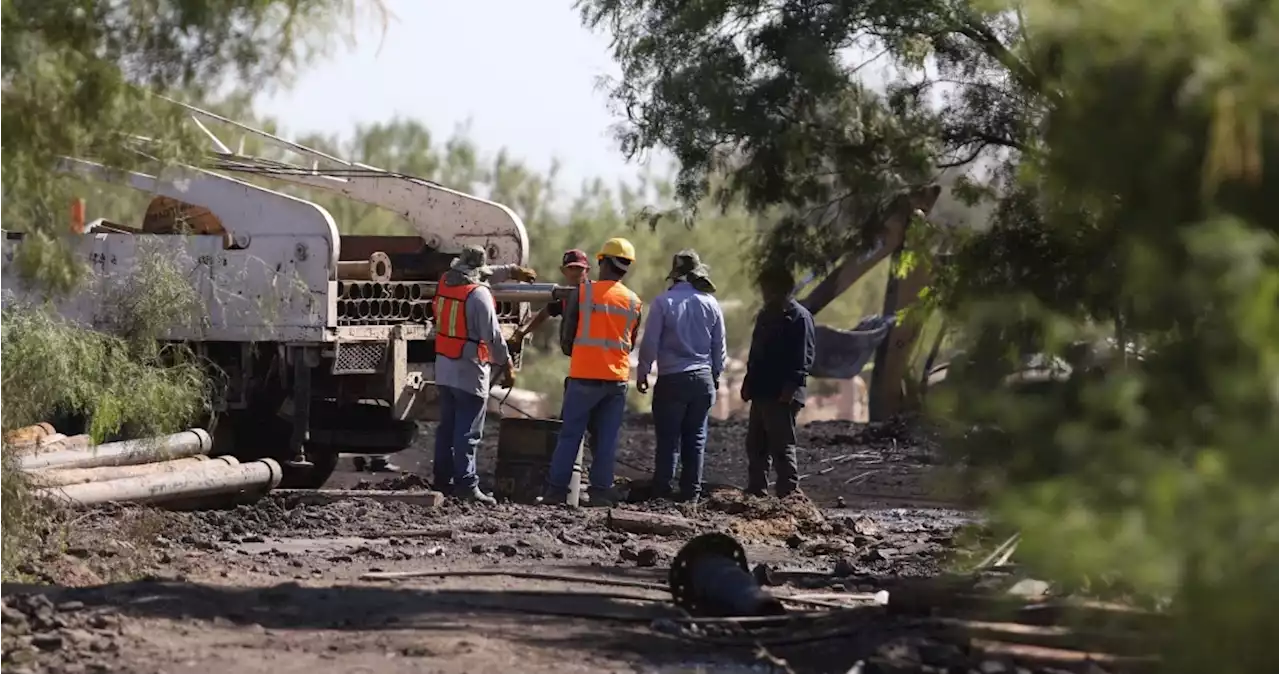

{"left": 1, "top": 103, "right": 561, "bottom": 487}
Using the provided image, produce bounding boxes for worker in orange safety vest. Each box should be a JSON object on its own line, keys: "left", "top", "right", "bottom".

{"left": 538, "top": 238, "right": 643, "bottom": 507}
{"left": 432, "top": 244, "right": 536, "bottom": 505}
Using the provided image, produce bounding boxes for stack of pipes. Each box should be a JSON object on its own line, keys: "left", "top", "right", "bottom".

{"left": 3, "top": 423, "right": 282, "bottom": 508}
{"left": 334, "top": 278, "right": 569, "bottom": 327}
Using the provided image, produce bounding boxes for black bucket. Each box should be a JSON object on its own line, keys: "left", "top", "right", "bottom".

{"left": 494, "top": 417, "right": 582, "bottom": 505}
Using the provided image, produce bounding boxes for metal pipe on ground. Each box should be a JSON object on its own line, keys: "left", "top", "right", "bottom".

{"left": 418, "top": 282, "right": 569, "bottom": 304}
{"left": 17, "top": 429, "right": 213, "bottom": 472}
{"left": 4, "top": 422, "right": 57, "bottom": 446}
{"left": 15, "top": 434, "right": 92, "bottom": 455}
{"left": 669, "top": 533, "right": 787, "bottom": 618}
{"left": 28, "top": 456, "right": 237, "bottom": 487}
{"left": 35, "top": 458, "right": 283, "bottom": 507}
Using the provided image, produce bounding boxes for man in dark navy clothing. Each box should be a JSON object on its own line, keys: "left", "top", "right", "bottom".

{"left": 740, "top": 267, "right": 816, "bottom": 497}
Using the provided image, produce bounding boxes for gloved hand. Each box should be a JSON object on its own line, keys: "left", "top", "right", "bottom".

{"left": 713, "top": 375, "right": 721, "bottom": 392}
{"left": 740, "top": 386, "right": 751, "bottom": 403}
{"left": 510, "top": 266, "right": 538, "bottom": 282}
{"left": 497, "top": 364, "right": 516, "bottom": 389}
{"left": 636, "top": 378, "right": 650, "bottom": 394}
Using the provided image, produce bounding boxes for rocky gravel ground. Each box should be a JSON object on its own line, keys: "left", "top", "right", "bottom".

{"left": 2, "top": 417, "right": 1140, "bottom": 674}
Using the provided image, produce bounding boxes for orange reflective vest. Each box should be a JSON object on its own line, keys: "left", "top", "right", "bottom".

{"left": 433, "top": 275, "right": 494, "bottom": 361}
{"left": 568, "top": 279, "right": 643, "bottom": 381}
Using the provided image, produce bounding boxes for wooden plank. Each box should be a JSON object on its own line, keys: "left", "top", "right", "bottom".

{"left": 971, "top": 639, "right": 1159, "bottom": 670}
{"left": 939, "top": 618, "right": 1154, "bottom": 657}
{"left": 606, "top": 509, "right": 698, "bottom": 536}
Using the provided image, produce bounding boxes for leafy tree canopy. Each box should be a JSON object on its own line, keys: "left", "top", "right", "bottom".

{"left": 578, "top": 0, "right": 1045, "bottom": 273}
{"left": 1, "top": 0, "right": 378, "bottom": 291}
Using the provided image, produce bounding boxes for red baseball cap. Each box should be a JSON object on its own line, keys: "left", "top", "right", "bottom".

{"left": 561, "top": 249, "right": 589, "bottom": 268}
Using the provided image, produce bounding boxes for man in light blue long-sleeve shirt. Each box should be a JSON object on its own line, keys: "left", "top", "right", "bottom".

{"left": 634, "top": 250, "right": 726, "bottom": 502}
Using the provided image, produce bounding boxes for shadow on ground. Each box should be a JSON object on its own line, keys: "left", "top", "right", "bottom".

{"left": 2, "top": 577, "right": 896, "bottom": 673}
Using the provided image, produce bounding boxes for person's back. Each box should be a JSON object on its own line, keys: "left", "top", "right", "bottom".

{"left": 741, "top": 266, "right": 815, "bottom": 498}
{"left": 635, "top": 250, "right": 726, "bottom": 503}
{"left": 562, "top": 279, "right": 643, "bottom": 382}
{"left": 544, "top": 238, "right": 643, "bottom": 507}
{"left": 643, "top": 282, "right": 724, "bottom": 376}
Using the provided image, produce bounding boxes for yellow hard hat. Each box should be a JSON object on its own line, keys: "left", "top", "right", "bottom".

{"left": 597, "top": 237, "right": 636, "bottom": 262}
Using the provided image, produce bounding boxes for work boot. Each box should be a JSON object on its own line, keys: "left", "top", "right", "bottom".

{"left": 536, "top": 488, "right": 570, "bottom": 507}
{"left": 675, "top": 491, "right": 701, "bottom": 505}
{"left": 455, "top": 486, "right": 497, "bottom": 506}
{"left": 368, "top": 456, "right": 401, "bottom": 473}
{"left": 584, "top": 487, "right": 619, "bottom": 508}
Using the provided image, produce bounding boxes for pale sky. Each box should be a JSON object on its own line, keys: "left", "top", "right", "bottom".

{"left": 256, "top": 0, "right": 663, "bottom": 191}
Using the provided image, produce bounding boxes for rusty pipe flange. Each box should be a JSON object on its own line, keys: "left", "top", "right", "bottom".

{"left": 668, "top": 532, "right": 786, "bottom": 618}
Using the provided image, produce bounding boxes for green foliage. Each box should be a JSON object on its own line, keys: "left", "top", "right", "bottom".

{"left": 587, "top": 0, "right": 1276, "bottom": 668}
{"left": 0, "top": 245, "right": 212, "bottom": 581}
{"left": 0, "top": 0, "right": 367, "bottom": 580}
{"left": 578, "top": 0, "right": 1033, "bottom": 278}
{"left": 928, "top": 1, "right": 1277, "bottom": 670}
{"left": 0, "top": 0, "right": 372, "bottom": 292}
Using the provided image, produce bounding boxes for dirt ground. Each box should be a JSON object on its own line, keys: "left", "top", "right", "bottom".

{"left": 2, "top": 417, "right": 1121, "bottom": 674}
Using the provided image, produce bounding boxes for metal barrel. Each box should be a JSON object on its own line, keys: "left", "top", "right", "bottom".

{"left": 494, "top": 417, "right": 582, "bottom": 506}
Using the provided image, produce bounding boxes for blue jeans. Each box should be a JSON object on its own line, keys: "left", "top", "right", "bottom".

{"left": 547, "top": 379, "right": 628, "bottom": 492}
{"left": 433, "top": 384, "right": 488, "bottom": 491}
{"left": 652, "top": 368, "right": 716, "bottom": 498}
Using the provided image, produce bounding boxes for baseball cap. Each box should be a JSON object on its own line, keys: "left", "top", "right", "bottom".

{"left": 561, "top": 249, "right": 589, "bottom": 268}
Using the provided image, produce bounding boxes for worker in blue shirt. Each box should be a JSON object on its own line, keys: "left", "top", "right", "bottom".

{"left": 741, "top": 266, "right": 815, "bottom": 497}
{"left": 634, "top": 250, "right": 726, "bottom": 502}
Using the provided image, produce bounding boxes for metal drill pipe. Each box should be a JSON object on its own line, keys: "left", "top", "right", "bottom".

{"left": 418, "top": 283, "right": 570, "bottom": 304}
{"left": 4, "top": 422, "right": 57, "bottom": 446}
{"left": 37, "top": 458, "right": 282, "bottom": 507}
{"left": 29, "top": 456, "right": 235, "bottom": 487}
{"left": 669, "top": 533, "right": 787, "bottom": 618}
{"left": 18, "top": 429, "right": 213, "bottom": 471}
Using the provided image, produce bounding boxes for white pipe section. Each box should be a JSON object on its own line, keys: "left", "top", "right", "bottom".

{"left": 28, "top": 456, "right": 237, "bottom": 487}
{"left": 35, "top": 458, "right": 282, "bottom": 507}
{"left": 17, "top": 429, "right": 212, "bottom": 472}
